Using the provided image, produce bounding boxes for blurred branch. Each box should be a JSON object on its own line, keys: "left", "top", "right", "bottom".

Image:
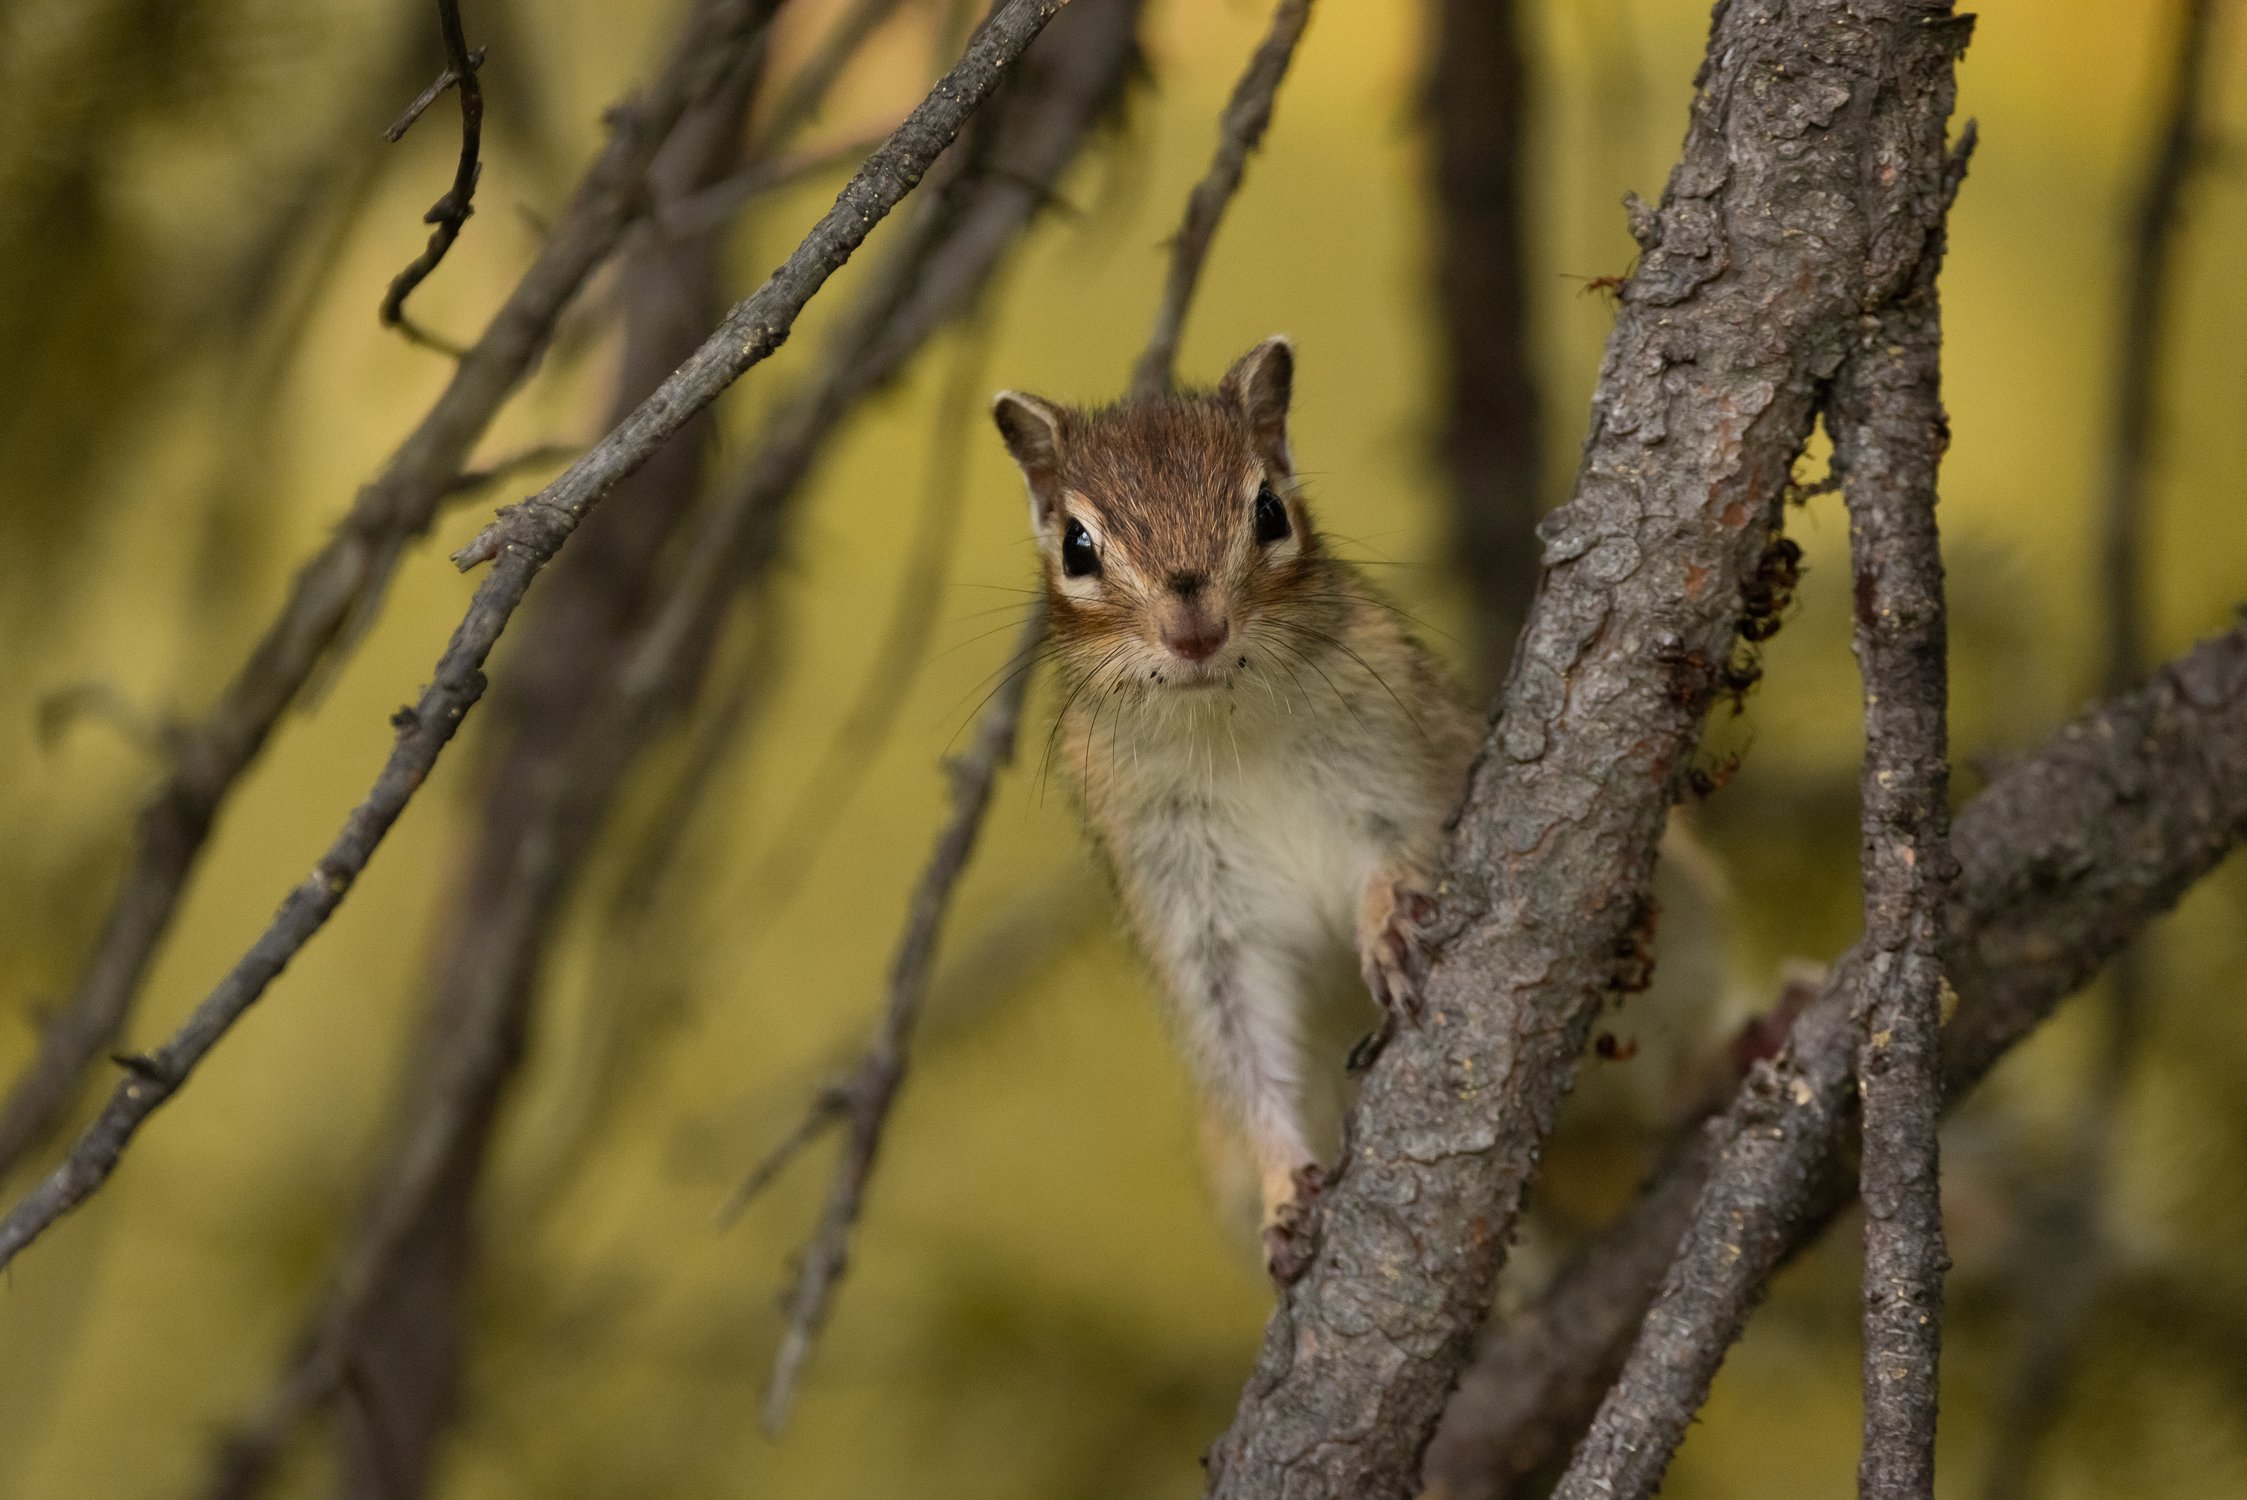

{"left": 204, "top": 3, "right": 1152, "bottom": 1483}
{"left": 0, "top": 0, "right": 1076, "bottom": 1277}
{"left": 0, "top": 0, "right": 788, "bottom": 1195}
{"left": 735, "top": 311, "right": 1000, "bottom": 912}
{"left": 731, "top": 0, "right": 1315, "bottom": 1431}
{"left": 1425, "top": 0, "right": 1541, "bottom": 684}
{"left": 1832, "top": 121, "right": 1968, "bottom": 1499}
{"left": 379, "top": 0, "right": 487, "bottom": 353}
{"left": 759, "top": 0, "right": 917, "bottom": 151}
{"left": 1986, "top": 5, "right": 2228, "bottom": 1494}
{"left": 1126, "top": 0, "right": 1313, "bottom": 401}
{"left": 440, "top": 441, "right": 582, "bottom": 497}
{"left": 1204, "top": 5, "right": 1967, "bottom": 1496}
{"left": 750, "top": 601, "right": 1046, "bottom": 1431}
{"left": 1424, "top": 616, "right": 2247, "bottom": 1500}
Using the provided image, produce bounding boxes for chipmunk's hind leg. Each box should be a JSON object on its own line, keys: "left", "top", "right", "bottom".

{"left": 1162, "top": 934, "right": 1322, "bottom": 1282}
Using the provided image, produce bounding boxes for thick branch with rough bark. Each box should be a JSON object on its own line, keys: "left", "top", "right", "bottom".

{"left": 1487, "top": 615, "right": 2247, "bottom": 1500}
{"left": 0, "top": 0, "right": 1074, "bottom": 1275}
{"left": 729, "top": 0, "right": 1315, "bottom": 1428}
{"left": 1422, "top": 620, "right": 2247, "bottom": 1500}
{"left": 0, "top": 0, "right": 784, "bottom": 1188}
{"left": 1205, "top": 5, "right": 1970, "bottom": 1495}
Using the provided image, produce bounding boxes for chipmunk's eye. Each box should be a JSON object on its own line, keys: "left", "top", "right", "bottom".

{"left": 1061, "top": 517, "right": 1100, "bottom": 578}
{"left": 1253, "top": 484, "right": 1290, "bottom": 545}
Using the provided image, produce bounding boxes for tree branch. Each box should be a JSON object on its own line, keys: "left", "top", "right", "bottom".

{"left": 1126, "top": 0, "right": 1312, "bottom": 401}
{"left": 1833, "top": 116, "right": 1970, "bottom": 1500}
{"left": 729, "top": 0, "right": 1318, "bottom": 1429}
{"left": 1205, "top": 4, "right": 1970, "bottom": 1495}
{"left": 202, "top": 4, "right": 1151, "bottom": 1480}
{"left": 0, "top": 0, "right": 1076, "bottom": 1276}
{"left": 1424, "top": 621, "right": 2247, "bottom": 1500}
{"left": 1499, "top": 613, "right": 2247, "bottom": 1500}
{"left": 0, "top": 0, "right": 786, "bottom": 1192}
{"left": 378, "top": 0, "right": 487, "bottom": 352}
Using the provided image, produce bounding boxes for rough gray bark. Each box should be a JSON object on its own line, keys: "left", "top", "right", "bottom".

{"left": 1425, "top": 0, "right": 1542, "bottom": 683}
{"left": 1522, "top": 616, "right": 2247, "bottom": 1500}
{"left": 1831, "top": 115, "right": 1969, "bottom": 1500}
{"left": 1421, "top": 620, "right": 2247, "bottom": 1500}
{"left": 1205, "top": 4, "right": 1970, "bottom": 1495}
{"left": 0, "top": 0, "right": 1075, "bottom": 1275}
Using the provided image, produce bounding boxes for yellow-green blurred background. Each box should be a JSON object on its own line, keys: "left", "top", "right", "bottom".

{"left": 3, "top": 1, "right": 2246, "bottom": 1496}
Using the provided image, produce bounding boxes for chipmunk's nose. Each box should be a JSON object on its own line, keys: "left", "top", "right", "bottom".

{"left": 1157, "top": 591, "right": 1229, "bottom": 663}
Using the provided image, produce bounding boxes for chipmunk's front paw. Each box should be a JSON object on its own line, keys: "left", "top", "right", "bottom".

{"left": 1361, "top": 880, "right": 1436, "bottom": 1024}
{"left": 1261, "top": 1163, "right": 1326, "bottom": 1285}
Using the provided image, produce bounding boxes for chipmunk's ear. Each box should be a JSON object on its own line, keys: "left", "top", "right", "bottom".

{"left": 991, "top": 390, "right": 1068, "bottom": 535}
{"left": 1219, "top": 335, "right": 1295, "bottom": 476}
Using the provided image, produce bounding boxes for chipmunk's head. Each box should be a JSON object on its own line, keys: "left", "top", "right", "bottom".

{"left": 992, "top": 336, "right": 1330, "bottom": 693}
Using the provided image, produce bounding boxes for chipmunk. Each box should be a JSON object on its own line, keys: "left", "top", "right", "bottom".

{"left": 991, "top": 337, "right": 1483, "bottom": 1280}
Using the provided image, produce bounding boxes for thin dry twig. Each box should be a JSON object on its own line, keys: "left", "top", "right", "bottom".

{"left": 730, "top": 0, "right": 1319, "bottom": 1432}
{"left": 0, "top": 0, "right": 1076, "bottom": 1276}
{"left": 200, "top": 7, "right": 1148, "bottom": 1484}
{"left": 379, "top": 0, "right": 487, "bottom": 352}
{"left": 1421, "top": 621, "right": 2247, "bottom": 1500}
{"left": 758, "top": 603, "right": 1045, "bottom": 1431}
{"left": 1834, "top": 119, "right": 1969, "bottom": 1499}
{"left": 1126, "top": 0, "right": 1314, "bottom": 401}
{"left": 0, "top": 0, "right": 786, "bottom": 1193}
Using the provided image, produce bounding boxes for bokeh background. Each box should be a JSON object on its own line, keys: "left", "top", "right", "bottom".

{"left": 2, "top": 0, "right": 2245, "bottom": 1496}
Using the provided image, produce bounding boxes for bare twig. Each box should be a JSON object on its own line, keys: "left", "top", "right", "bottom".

{"left": 1126, "top": 0, "right": 1313, "bottom": 401}
{"left": 1833, "top": 118, "right": 1969, "bottom": 1500}
{"left": 1426, "top": 617, "right": 2247, "bottom": 1500}
{"left": 1985, "top": 6, "right": 2227, "bottom": 1494}
{"left": 440, "top": 441, "right": 581, "bottom": 497}
{"left": 0, "top": 0, "right": 786, "bottom": 1193}
{"left": 658, "top": 128, "right": 902, "bottom": 238}
{"left": 379, "top": 0, "right": 487, "bottom": 351}
{"left": 736, "top": 313, "right": 1000, "bottom": 908}
{"left": 205, "top": 7, "right": 1148, "bottom": 1484}
{"left": 1204, "top": 5, "right": 1968, "bottom": 1495}
{"left": 758, "top": 603, "right": 1046, "bottom": 1430}
{"left": 757, "top": 0, "right": 918, "bottom": 152}
{"left": 1425, "top": 0, "right": 1541, "bottom": 684}
{"left": 732, "top": 0, "right": 1316, "bottom": 1431}
{"left": 0, "top": 0, "right": 1076, "bottom": 1276}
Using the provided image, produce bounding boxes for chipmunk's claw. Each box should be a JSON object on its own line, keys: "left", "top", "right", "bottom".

{"left": 1262, "top": 1163, "right": 1326, "bottom": 1285}
{"left": 1362, "top": 882, "right": 1435, "bottom": 1025}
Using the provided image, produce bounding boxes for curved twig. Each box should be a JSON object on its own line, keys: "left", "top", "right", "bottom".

{"left": 379, "top": 0, "right": 487, "bottom": 351}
